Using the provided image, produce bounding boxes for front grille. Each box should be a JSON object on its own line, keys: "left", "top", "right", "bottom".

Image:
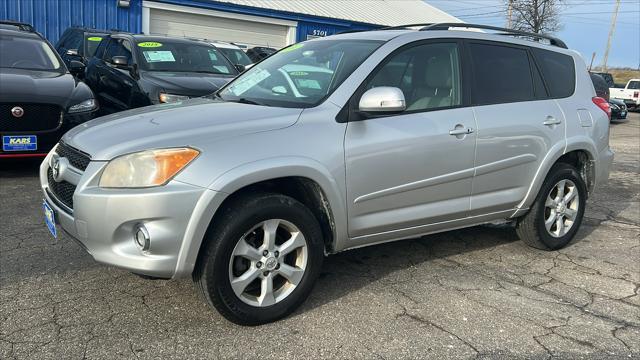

{"left": 0, "top": 103, "right": 62, "bottom": 132}
{"left": 55, "top": 142, "right": 91, "bottom": 171}
{"left": 47, "top": 167, "right": 75, "bottom": 209}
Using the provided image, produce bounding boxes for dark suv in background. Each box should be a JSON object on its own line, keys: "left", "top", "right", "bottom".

{"left": 0, "top": 21, "right": 97, "bottom": 158}
{"left": 55, "top": 27, "right": 116, "bottom": 72}
{"left": 84, "top": 34, "right": 238, "bottom": 114}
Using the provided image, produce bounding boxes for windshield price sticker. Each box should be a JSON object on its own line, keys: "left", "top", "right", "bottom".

{"left": 138, "top": 42, "right": 163, "bottom": 48}
{"left": 228, "top": 69, "right": 271, "bottom": 96}
{"left": 143, "top": 51, "right": 176, "bottom": 63}
{"left": 87, "top": 37, "right": 102, "bottom": 42}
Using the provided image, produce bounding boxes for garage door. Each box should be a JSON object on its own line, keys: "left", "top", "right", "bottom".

{"left": 149, "top": 8, "right": 290, "bottom": 49}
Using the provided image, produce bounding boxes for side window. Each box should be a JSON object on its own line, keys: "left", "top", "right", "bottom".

{"left": 365, "top": 42, "right": 462, "bottom": 112}
{"left": 469, "top": 43, "right": 534, "bottom": 105}
{"left": 66, "top": 31, "right": 83, "bottom": 51}
{"left": 94, "top": 38, "right": 109, "bottom": 59}
{"left": 103, "top": 39, "right": 133, "bottom": 64}
{"left": 628, "top": 81, "right": 640, "bottom": 90}
{"left": 532, "top": 48, "right": 575, "bottom": 98}
{"left": 56, "top": 31, "right": 69, "bottom": 50}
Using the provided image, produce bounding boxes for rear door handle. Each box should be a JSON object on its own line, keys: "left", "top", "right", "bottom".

{"left": 543, "top": 116, "right": 561, "bottom": 126}
{"left": 449, "top": 127, "right": 474, "bottom": 136}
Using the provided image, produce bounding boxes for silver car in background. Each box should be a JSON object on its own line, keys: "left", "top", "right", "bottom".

{"left": 40, "top": 23, "right": 614, "bottom": 325}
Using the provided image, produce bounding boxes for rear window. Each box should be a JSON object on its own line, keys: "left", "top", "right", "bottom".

{"left": 469, "top": 43, "right": 535, "bottom": 105}
{"left": 532, "top": 48, "right": 575, "bottom": 98}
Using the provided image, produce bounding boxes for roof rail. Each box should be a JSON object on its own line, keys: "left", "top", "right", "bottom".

{"left": 379, "top": 23, "right": 434, "bottom": 31}
{"left": 422, "top": 23, "right": 568, "bottom": 49}
{"left": 0, "top": 20, "right": 36, "bottom": 32}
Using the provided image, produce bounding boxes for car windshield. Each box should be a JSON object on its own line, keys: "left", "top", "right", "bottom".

{"left": 218, "top": 40, "right": 382, "bottom": 108}
{"left": 0, "top": 35, "right": 63, "bottom": 71}
{"left": 218, "top": 47, "right": 253, "bottom": 66}
{"left": 85, "top": 33, "right": 107, "bottom": 57}
{"left": 136, "top": 40, "right": 237, "bottom": 75}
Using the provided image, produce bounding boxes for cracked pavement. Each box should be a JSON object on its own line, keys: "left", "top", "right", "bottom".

{"left": 1, "top": 113, "right": 639, "bottom": 359}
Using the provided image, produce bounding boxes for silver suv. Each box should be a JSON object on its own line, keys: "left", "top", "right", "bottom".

{"left": 40, "top": 24, "right": 614, "bottom": 325}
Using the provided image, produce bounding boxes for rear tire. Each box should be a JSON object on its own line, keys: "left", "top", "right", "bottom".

{"left": 194, "top": 193, "right": 324, "bottom": 325}
{"left": 516, "top": 163, "right": 587, "bottom": 250}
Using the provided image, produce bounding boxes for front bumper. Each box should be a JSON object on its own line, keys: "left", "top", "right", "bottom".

{"left": 39, "top": 151, "right": 221, "bottom": 278}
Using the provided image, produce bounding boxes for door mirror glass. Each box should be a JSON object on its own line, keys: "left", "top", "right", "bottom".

{"left": 234, "top": 64, "right": 246, "bottom": 73}
{"left": 66, "top": 49, "right": 79, "bottom": 56}
{"left": 111, "top": 56, "right": 128, "bottom": 68}
{"left": 358, "top": 87, "right": 406, "bottom": 114}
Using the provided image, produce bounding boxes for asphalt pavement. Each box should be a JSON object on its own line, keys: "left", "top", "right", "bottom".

{"left": 1, "top": 113, "right": 639, "bottom": 359}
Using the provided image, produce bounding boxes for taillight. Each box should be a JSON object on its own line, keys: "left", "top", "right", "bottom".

{"left": 592, "top": 97, "right": 611, "bottom": 120}
{"left": 634, "top": 91, "right": 639, "bottom": 98}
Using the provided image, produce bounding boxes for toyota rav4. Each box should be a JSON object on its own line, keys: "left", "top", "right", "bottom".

{"left": 40, "top": 24, "right": 614, "bottom": 325}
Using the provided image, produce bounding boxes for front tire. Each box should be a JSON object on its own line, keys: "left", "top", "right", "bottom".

{"left": 194, "top": 193, "right": 324, "bottom": 325}
{"left": 516, "top": 163, "right": 587, "bottom": 250}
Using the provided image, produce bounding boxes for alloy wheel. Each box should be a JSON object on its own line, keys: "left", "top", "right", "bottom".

{"left": 544, "top": 179, "right": 580, "bottom": 238}
{"left": 228, "top": 219, "right": 308, "bottom": 307}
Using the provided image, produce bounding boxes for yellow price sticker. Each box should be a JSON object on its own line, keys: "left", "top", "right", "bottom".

{"left": 87, "top": 36, "right": 102, "bottom": 42}
{"left": 280, "top": 43, "right": 303, "bottom": 53}
{"left": 137, "top": 42, "right": 163, "bottom": 48}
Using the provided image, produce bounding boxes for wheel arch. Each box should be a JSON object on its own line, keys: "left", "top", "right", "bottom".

{"left": 513, "top": 138, "right": 596, "bottom": 216}
{"left": 173, "top": 157, "right": 348, "bottom": 278}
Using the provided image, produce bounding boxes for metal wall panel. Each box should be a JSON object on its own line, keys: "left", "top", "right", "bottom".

{"left": 0, "top": 0, "right": 142, "bottom": 45}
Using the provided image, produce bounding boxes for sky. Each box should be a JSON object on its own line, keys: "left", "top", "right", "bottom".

{"left": 427, "top": 0, "right": 640, "bottom": 69}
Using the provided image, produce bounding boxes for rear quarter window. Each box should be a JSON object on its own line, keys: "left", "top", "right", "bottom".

{"left": 532, "top": 48, "right": 576, "bottom": 98}
{"left": 468, "top": 42, "right": 535, "bottom": 105}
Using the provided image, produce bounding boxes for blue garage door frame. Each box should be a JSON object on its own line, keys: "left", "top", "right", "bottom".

{"left": 0, "top": 0, "right": 142, "bottom": 45}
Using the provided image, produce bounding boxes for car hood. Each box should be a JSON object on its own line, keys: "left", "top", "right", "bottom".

{"left": 0, "top": 68, "right": 76, "bottom": 106}
{"left": 143, "top": 71, "right": 234, "bottom": 96}
{"left": 63, "top": 98, "right": 302, "bottom": 160}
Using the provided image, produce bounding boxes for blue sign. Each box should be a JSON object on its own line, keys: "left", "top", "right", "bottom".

{"left": 2, "top": 135, "right": 37, "bottom": 151}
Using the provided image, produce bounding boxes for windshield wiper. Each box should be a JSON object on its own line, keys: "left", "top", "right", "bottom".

{"left": 232, "top": 98, "right": 264, "bottom": 106}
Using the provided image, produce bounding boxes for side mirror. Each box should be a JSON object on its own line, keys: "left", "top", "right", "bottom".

{"left": 110, "top": 56, "right": 128, "bottom": 68}
{"left": 66, "top": 49, "right": 79, "bottom": 56}
{"left": 358, "top": 87, "right": 406, "bottom": 114}
{"left": 68, "top": 60, "right": 86, "bottom": 76}
{"left": 235, "top": 64, "right": 246, "bottom": 73}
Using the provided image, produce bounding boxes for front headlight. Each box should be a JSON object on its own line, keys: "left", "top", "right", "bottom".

{"left": 159, "top": 93, "right": 189, "bottom": 103}
{"left": 99, "top": 148, "right": 200, "bottom": 188}
{"left": 68, "top": 99, "right": 97, "bottom": 113}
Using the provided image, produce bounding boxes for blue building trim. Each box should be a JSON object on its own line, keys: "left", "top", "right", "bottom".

{"left": 0, "top": 0, "right": 142, "bottom": 45}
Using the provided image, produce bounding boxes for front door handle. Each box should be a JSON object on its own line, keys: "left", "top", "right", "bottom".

{"left": 543, "top": 116, "right": 562, "bottom": 126}
{"left": 449, "top": 127, "right": 474, "bottom": 136}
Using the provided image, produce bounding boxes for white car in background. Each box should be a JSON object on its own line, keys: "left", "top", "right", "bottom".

{"left": 610, "top": 79, "right": 640, "bottom": 110}
{"left": 210, "top": 40, "right": 254, "bottom": 71}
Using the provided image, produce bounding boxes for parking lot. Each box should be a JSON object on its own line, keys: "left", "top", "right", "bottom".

{"left": 0, "top": 113, "right": 638, "bottom": 359}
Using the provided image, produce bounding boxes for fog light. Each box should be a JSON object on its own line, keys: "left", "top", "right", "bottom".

{"left": 134, "top": 225, "right": 150, "bottom": 252}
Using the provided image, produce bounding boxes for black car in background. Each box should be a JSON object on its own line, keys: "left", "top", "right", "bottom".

{"left": 0, "top": 23, "right": 97, "bottom": 158}
{"left": 591, "top": 71, "right": 615, "bottom": 88}
{"left": 246, "top": 46, "right": 277, "bottom": 63}
{"left": 55, "top": 27, "right": 116, "bottom": 72}
{"left": 84, "top": 34, "right": 239, "bottom": 114}
{"left": 610, "top": 98, "right": 628, "bottom": 120}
